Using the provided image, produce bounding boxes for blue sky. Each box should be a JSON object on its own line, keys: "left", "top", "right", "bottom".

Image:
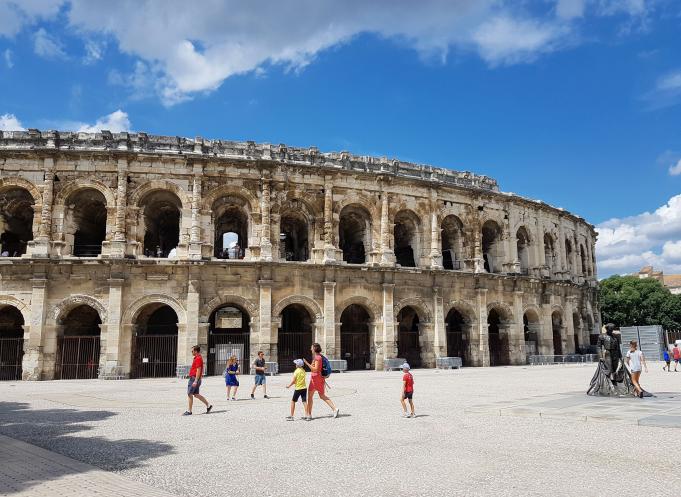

{"left": 0, "top": 0, "right": 680, "bottom": 277}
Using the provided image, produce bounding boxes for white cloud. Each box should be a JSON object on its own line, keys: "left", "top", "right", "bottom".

{"left": 0, "top": 113, "right": 25, "bottom": 131}
{"left": 82, "top": 39, "right": 104, "bottom": 64}
{"left": 597, "top": 194, "right": 681, "bottom": 276}
{"left": 556, "top": 0, "right": 586, "bottom": 20}
{"left": 75, "top": 109, "right": 131, "bottom": 132}
{"left": 0, "top": 0, "right": 64, "bottom": 38}
{"left": 33, "top": 27, "right": 67, "bottom": 59}
{"left": 3, "top": 48, "right": 12, "bottom": 68}
{"left": 657, "top": 71, "right": 681, "bottom": 92}
{"left": 669, "top": 159, "right": 681, "bottom": 176}
{"left": 644, "top": 69, "right": 681, "bottom": 110}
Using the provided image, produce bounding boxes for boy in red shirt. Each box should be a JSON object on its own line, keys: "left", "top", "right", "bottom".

{"left": 184, "top": 345, "right": 213, "bottom": 416}
{"left": 400, "top": 362, "right": 415, "bottom": 418}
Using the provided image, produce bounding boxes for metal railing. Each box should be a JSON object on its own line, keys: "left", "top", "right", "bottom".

{"left": 436, "top": 357, "right": 463, "bottom": 369}
{"left": 384, "top": 358, "right": 407, "bottom": 371}
{"left": 529, "top": 354, "right": 597, "bottom": 365}
{"left": 0, "top": 337, "right": 23, "bottom": 381}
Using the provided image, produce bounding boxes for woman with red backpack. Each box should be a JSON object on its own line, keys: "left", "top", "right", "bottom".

{"left": 303, "top": 342, "right": 339, "bottom": 421}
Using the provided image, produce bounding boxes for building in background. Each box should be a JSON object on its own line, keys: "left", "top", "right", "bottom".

{"left": 638, "top": 266, "right": 681, "bottom": 295}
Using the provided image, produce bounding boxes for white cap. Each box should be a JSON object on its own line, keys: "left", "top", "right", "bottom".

{"left": 401, "top": 363, "right": 410, "bottom": 370}
{"left": 293, "top": 359, "right": 304, "bottom": 368}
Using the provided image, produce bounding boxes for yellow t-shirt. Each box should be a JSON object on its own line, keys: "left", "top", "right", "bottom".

{"left": 293, "top": 367, "right": 306, "bottom": 390}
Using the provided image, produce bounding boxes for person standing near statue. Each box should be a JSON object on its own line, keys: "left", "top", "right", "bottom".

{"left": 626, "top": 340, "right": 648, "bottom": 398}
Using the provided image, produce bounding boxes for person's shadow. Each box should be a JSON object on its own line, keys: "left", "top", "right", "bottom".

{"left": 0, "top": 401, "right": 173, "bottom": 494}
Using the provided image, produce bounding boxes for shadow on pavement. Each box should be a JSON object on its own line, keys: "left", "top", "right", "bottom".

{"left": 0, "top": 401, "right": 174, "bottom": 495}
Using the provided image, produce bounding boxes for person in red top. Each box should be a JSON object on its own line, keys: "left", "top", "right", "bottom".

{"left": 400, "top": 362, "right": 415, "bottom": 418}
{"left": 673, "top": 345, "right": 680, "bottom": 372}
{"left": 184, "top": 345, "right": 213, "bottom": 416}
{"left": 303, "top": 342, "right": 339, "bottom": 421}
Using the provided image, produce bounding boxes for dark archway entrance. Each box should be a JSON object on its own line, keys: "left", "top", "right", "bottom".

{"left": 0, "top": 306, "right": 24, "bottom": 380}
{"left": 278, "top": 304, "right": 313, "bottom": 374}
{"left": 397, "top": 306, "right": 421, "bottom": 368}
{"left": 280, "top": 213, "right": 309, "bottom": 261}
{"left": 67, "top": 189, "right": 107, "bottom": 257}
{"left": 0, "top": 187, "right": 34, "bottom": 257}
{"left": 339, "top": 205, "right": 371, "bottom": 264}
{"left": 446, "top": 308, "right": 469, "bottom": 365}
{"left": 208, "top": 305, "right": 250, "bottom": 375}
{"left": 56, "top": 305, "right": 101, "bottom": 379}
{"left": 340, "top": 304, "right": 371, "bottom": 370}
{"left": 132, "top": 304, "right": 178, "bottom": 378}
{"left": 523, "top": 310, "right": 540, "bottom": 357}
{"left": 142, "top": 191, "right": 181, "bottom": 258}
{"left": 214, "top": 205, "right": 248, "bottom": 259}
{"left": 488, "top": 308, "right": 510, "bottom": 366}
{"left": 552, "top": 311, "right": 563, "bottom": 356}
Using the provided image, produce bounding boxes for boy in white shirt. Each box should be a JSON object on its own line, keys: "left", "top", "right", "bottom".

{"left": 626, "top": 340, "right": 648, "bottom": 398}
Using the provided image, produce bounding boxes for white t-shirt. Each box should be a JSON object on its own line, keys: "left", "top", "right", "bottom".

{"left": 627, "top": 350, "right": 643, "bottom": 372}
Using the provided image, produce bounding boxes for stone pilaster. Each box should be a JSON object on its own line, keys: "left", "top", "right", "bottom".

{"left": 258, "top": 279, "right": 274, "bottom": 361}
{"left": 22, "top": 277, "right": 48, "bottom": 380}
{"left": 473, "top": 288, "right": 489, "bottom": 366}
{"left": 189, "top": 166, "right": 203, "bottom": 260}
{"left": 29, "top": 158, "right": 54, "bottom": 257}
{"left": 105, "top": 158, "right": 128, "bottom": 258}
{"left": 430, "top": 191, "right": 442, "bottom": 269}
{"left": 432, "top": 287, "right": 446, "bottom": 358}
{"left": 100, "top": 277, "right": 124, "bottom": 377}
{"left": 181, "top": 279, "right": 201, "bottom": 367}
{"left": 511, "top": 290, "right": 526, "bottom": 364}
{"left": 323, "top": 281, "right": 337, "bottom": 358}
{"left": 564, "top": 297, "right": 576, "bottom": 354}
{"left": 379, "top": 188, "right": 394, "bottom": 266}
{"left": 260, "top": 177, "right": 273, "bottom": 261}
{"left": 376, "top": 283, "right": 395, "bottom": 369}
{"left": 540, "top": 301, "right": 555, "bottom": 355}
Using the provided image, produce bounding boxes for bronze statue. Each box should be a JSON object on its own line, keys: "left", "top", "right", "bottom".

{"left": 587, "top": 323, "right": 634, "bottom": 397}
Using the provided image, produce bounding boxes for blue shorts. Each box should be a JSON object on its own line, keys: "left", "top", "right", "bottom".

{"left": 187, "top": 377, "right": 201, "bottom": 395}
{"left": 254, "top": 374, "right": 266, "bottom": 385}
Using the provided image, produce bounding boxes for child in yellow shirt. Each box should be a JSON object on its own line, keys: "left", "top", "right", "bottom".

{"left": 286, "top": 359, "right": 308, "bottom": 421}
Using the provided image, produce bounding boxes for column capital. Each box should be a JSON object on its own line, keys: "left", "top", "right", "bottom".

{"left": 323, "top": 281, "right": 336, "bottom": 289}
{"left": 258, "top": 279, "right": 273, "bottom": 288}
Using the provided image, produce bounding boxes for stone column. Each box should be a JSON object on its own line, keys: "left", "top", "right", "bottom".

{"left": 471, "top": 222, "right": 485, "bottom": 273}
{"left": 323, "top": 281, "right": 337, "bottom": 358}
{"left": 535, "top": 219, "right": 547, "bottom": 277}
{"left": 540, "top": 301, "right": 555, "bottom": 355}
{"left": 432, "top": 287, "right": 446, "bottom": 359}
{"left": 558, "top": 222, "right": 568, "bottom": 278}
{"left": 376, "top": 283, "right": 395, "bottom": 369}
{"left": 419, "top": 321, "right": 435, "bottom": 367}
{"left": 472, "top": 288, "right": 489, "bottom": 366}
{"left": 108, "top": 158, "right": 128, "bottom": 258}
{"left": 502, "top": 215, "right": 517, "bottom": 273}
{"left": 181, "top": 279, "right": 201, "bottom": 367}
{"left": 189, "top": 166, "right": 203, "bottom": 260}
{"left": 379, "top": 189, "right": 394, "bottom": 266}
{"left": 322, "top": 179, "right": 338, "bottom": 263}
{"left": 22, "top": 277, "right": 48, "bottom": 380}
{"left": 30, "top": 158, "right": 55, "bottom": 257}
{"left": 511, "top": 291, "right": 526, "bottom": 364}
{"left": 258, "top": 279, "right": 274, "bottom": 360}
{"left": 260, "top": 177, "right": 273, "bottom": 261}
{"left": 430, "top": 192, "right": 442, "bottom": 269}
{"left": 564, "top": 297, "right": 576, "bottom": 354}
{"left": 101, "top": 277, "right": 124, "bottom": 377}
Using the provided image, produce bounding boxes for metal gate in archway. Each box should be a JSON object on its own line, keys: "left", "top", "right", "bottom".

{"left": 0, "top": 338, "right": 23, "bottom": 381}
{"left": 278, "top": 331, "right": 312, "bottom": 374}
{"left": 132, "top": 334, "right": 177, "bottom": 378}
{"left": 208, "top": 332, "right": 250, "bottom": 375}
{"left": 398, "top": 329, "right": 422, "bottom": 368}
{"left": 56, "top": 336, "right": 100, "bottom": 379}
{"left": 341, "top": 331, "right": 370, "bottom": 370}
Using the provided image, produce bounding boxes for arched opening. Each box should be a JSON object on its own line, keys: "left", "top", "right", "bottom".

{"left": 544, "top": 233, "right": 557, "bottom": 276}
{"left": 141, "top": 191, "right": 181, "bottom": 258}
{"left": 552, "top": 311, "right": 563, "bottom": 356}
{"left": 487, "top": 308, "right": 510, "bottom": 366}
{"left": 0, "top": 187, "right": 34, "bottom": 257}
{"left": 565, "top": 239, "right": 573, "bottom": 275}
{"left": 280, "top": 212, "right": 309, "bottom": 262}
{"left": 579, "top": 245, "right": 587, "bottom": 277}
{"left": 397, "top": 306, "right": 421, "bottom": 368}
{"left": 482, "top": 220, "right": 504, "bottom": 274}
{"left": 573, "top": 311, "right": 582, "bottom": 353}
{"left": 523, "top": 310, "right": 541, "bottom": 358}
{"left": 441, "top": 215, "right": 465, "bottom": 270}
{"left": 65, "top": 189, "right": 107, "bottom": 257}
{"left": 339, "top": 204, "right": 371, "bottom": 264}
{"left": 214, "top": 202, "right": 248, "bottom": 259}
{"left": 445, "top": 308, "right": 470, "bottom": 365}
{"left": 516, "top": 227, "right": 531, "bottom": 274}
{"left": 56, "top": 305, "right": 101, "bottom": 379}
{"left": 340, "top": 304, "right": 371, "bottom": 370}
{"left": 278, "top": 304, "right": 313, "bottom": 374}
{"left": 208, "top": 305, "right": 250, "bottom": 375}
{"left": 131, "top": 304, "right": 178, "bottom": 378}
{"left": 0, "top": 306, "right": 24, "bottom": 380}
{"left": 394, "top": 210, "right": 419, "bottom": 267}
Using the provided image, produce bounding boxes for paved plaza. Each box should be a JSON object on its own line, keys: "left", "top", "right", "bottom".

{"left": 1, "top": 364, "right": 681, "bottom": 497}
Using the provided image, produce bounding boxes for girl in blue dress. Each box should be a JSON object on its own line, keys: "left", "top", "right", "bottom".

{"left": 224, "top": 355, "right": 240, "bottom": 400}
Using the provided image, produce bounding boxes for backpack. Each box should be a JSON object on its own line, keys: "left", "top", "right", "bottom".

{"left": 321, "top": 355, "right": 332, "bottom": 378}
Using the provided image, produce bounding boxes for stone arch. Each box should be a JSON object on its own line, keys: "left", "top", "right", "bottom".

{"left": 522, "top": 304, "right": 542, "bottom": 322}
{"left": 202, "top": 184, "right": 260, "bottom": 215}
{"left": 0, "top": 295, "right": 30, "bottom": 324}
{"left": 551, "top": 304, "right": 564, "bottom": 319}
{"left": 272, "top": 295, "right": 323, "bottom": 322}
{"left": 0, "top": 177, "right": 42, "bottom": 205}
{"left": 394, "top": 297, "right": 432, "bottom": 323}
{"left": 334, "top": 193, "right": 379, "bottom": 220}
{"left": 336, "top": 296, "right": 381, "bottom": 323}
{"left": 52, "top": 295, "right": 107, "bottom": 324}
{"left": 393, "top": 208, "right": 422, "bottom": 267}
{"left": 487, "top": 301, "right": 514, "bottom": 323}
{"left": 200, "top": 294, "right": 259, "bottom": 324}
{"left": 129, "top": 180, "right": 191, "bottom": 210}
{"left": 445, "top": 300, "right": 478, "bottom": 324}
{"left": 122, "top": 294, "right": 187, "bottom": 326}
{"left": 55, "top": 178, "right": 116, "bottom": 208}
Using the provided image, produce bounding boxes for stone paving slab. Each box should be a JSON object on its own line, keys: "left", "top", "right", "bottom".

{"left": 466, "top": 391, "right": 681, "bottom": 427}
{"left": 0, "top": 434, "right": 178, "bottom": 496}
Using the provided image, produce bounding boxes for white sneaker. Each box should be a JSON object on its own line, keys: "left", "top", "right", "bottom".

{"left": 409, "top": 413, "right": 416, "bottom": 418}
{"left": 285, "top": 416, "right": 294, "bottom": 421}
{"left": 402, "top": 412, "right": 409, "bottom": 418}
{"left": 333, "top": 408, "right": 340, "bottom": 419}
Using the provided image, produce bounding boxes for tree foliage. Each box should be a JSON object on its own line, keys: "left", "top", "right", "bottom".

{"left": 600, "top": 275, "right": 681, "bottom": 329}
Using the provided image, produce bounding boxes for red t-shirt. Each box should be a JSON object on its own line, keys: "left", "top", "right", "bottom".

{"left": 311, "top": 354, "right": 322, "bottom": 378}
{"left": 403, "top": 372, "right": 414, "bottom": 393}
{"left": 189, "top": 355, "right": 203, "bottom": 377}
{"left": 674, "top": 348, "right": 680, "bottom": 360}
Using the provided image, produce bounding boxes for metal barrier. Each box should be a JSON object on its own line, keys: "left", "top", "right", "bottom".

{"left": 264, "top": 361, "right": 278, "bottom": 376}
{"left": 384, "top": 358, "right": 407, "bottom": 371}
{"left": 0, "top": 337, "right": 23, "bottom": 381}
{"left": 328, "top": 359, "right": 347, "bottom": 372}
{"left": 99, "top": 366, "right": 125, "bottom": 380}
{"left": 436, "top": 357, "right": 462, "bottom": 369}
{"left": 529, "top": 354, "right": 597, "bottom": 365}
{"left": 176, "top": 365, "right": 190, "bottom": 379}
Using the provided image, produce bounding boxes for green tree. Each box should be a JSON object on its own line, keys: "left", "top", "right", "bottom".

{"left": 600, "top": 275, "right": 681, "bottom": 329}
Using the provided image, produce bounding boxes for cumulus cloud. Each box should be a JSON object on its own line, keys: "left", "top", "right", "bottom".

{"left": 0, "top": 0, "right": 63, "bottom": 38}
{"left": 597, "top": 194, "right": 681, "bottom": 276}
{"left": 0, "top": 113, "right": 25, "bottom": 131}
{"left": 74, "top": 109, "right": 131, "bottom": 132}
{"left": 669, "top": 159, "right": 681, "bottom": 176}
{"left": 644, "top": 69, "right": 681, "bottom": 110}
{"left": 82, "top": 39, "right": 104, "bottom": 64}
{"left": 33, "top": 27, "right": 67, "bottom": 59}
{"left": 556, "top": 0, "right": 586, "bottom": 20}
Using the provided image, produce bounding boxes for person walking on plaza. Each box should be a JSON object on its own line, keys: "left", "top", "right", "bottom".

{"left": 286, "top": 359, "right": 308, "bottom": 420}
{"left": 626, "top": 340, "right": 648, "bottom": 398}
{"left": 400, "top": 362, "right": 415, "bottom": 418}
{"left": 251, "top": 351, "right": 269, "bottom": 399}
{"left": 224, "top": 355, "right": 240, "bottom": 400}
{"left": 304, "top": 343, "right": 339, "bottom": 420}
{"left": 184, "top": 345, "right": 212, "bottom": 416}
{"left": 663, "top": 348, "right": 671, "bottom": 372}
{"left": 673, "top": 344, "right": 680, "bottom": 372}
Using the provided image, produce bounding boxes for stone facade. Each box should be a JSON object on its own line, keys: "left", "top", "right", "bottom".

{"left": 0, "top": 130, "right": 599, "bottom": 380}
